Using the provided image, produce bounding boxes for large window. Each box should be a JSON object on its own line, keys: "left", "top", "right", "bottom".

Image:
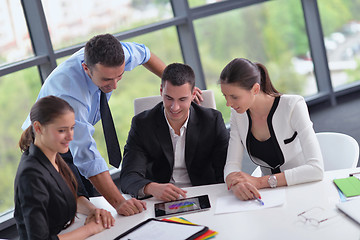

{"left": 318, "top": 0, "right": 360, "bottom": 89}
{"left": 0, "top": 67, "right": 41, "bottom": 214}
{"left": 42, "top": 0, "right": 173, "bottom": 50}
{"left": 194, "top": 0, "right": 316, "bottom": 122}
{"left": 188, "top": 0, "right": 227, "bottom": 8}
{"left": 0, "top": 0, "right": 33, "bottom": 67}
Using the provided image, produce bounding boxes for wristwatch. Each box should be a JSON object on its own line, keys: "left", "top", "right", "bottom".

{"left": 268, "top": 175, "right": 277, "bottom": 188}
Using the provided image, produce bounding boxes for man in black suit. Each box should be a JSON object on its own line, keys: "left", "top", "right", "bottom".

{"left": 120, "top": 63, "right": 229, "bottom": 201}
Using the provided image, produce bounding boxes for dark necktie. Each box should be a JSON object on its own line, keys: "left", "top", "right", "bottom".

{"left": 99, "top": 91, "right": 121, "bottom": 168}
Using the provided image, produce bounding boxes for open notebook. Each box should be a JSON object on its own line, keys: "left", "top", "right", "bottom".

{"left": 337, "top": 198, "right": 360, "bottom": 224}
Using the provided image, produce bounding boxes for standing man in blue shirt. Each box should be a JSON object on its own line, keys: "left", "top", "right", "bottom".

{"left": 22, "top": 34, "right": 172, "bottom": 216}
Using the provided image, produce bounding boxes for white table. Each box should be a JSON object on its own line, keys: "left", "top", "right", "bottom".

{"left": 62, "top": 168, "right": 360, "bottom": 240}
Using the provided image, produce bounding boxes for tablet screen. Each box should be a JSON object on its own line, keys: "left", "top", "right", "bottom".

{"left": 154, "top": 195, "right": 211, "bottom": 218}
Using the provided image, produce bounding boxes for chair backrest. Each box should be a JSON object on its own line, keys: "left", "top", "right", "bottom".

{"left": 316, "top": 132, "right": 359, "bottom": 171}
{"left": 251, "top": 131, "right": 359, "bottom": 176}
{"left": 133, "top": 89, "right": 217, "bottom": 115}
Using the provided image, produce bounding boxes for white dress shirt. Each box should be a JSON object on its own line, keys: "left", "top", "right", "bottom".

{"left": 165, "top": 109, "right": 192, "bottom": 188}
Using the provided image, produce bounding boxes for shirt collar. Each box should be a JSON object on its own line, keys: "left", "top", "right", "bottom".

{"left": 164, "top": 108, "right": 190, "bottom": 136}
{"left": 82, "top": 60, "right": 103, "bottom": 96}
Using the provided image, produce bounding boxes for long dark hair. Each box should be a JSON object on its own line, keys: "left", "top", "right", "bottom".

{"left": 19, "top": 96, "right": 78, "bottom": 225}
{"left": 219, "top": 58, "right": 281, "bottom": 96}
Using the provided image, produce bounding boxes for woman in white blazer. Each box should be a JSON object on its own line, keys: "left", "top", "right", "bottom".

{"left": 220, "top": 58, "right": 324, "bottom": 201}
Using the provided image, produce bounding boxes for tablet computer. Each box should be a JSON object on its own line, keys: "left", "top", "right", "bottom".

{"left": 114, "top": 218, "right": 208, "bottom": 240}
{"left": 154, "top": 195, "right": 211, "bottom": 218}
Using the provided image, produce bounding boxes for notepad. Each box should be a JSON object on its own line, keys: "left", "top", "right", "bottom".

{"left": 334, "top": 176, "right": 360, "bottom": 198}
{"left": 215, "top": 188, "right": 286, "bottom": 214}
{"left": 114, "top": 218, "right": 208, "bottom": 240}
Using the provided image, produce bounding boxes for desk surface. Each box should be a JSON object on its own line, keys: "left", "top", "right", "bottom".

{"left": 62, "top": 168, "right": 360, "bottom": 240}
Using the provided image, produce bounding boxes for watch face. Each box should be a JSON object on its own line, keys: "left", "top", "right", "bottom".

{"left": 268, "top": 175, "right": 277, "bottom": 188}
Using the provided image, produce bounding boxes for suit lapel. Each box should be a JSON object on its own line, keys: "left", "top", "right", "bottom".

{"left": 29, "top": 144, "right": 76, "bottom": 220}
{"left": 155, "top": 105, "right": 174, "bottom": 167}
{"left": 185, "top": 104, "right": 200, "bottom": 168}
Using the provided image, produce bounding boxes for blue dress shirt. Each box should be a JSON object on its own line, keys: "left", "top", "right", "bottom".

{"left": 22, "top": 42, "right": 150, "bottom": 178}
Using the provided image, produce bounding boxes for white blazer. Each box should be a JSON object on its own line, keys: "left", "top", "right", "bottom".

{"left": 224, "top": 94, "right": 324, "bottom": 186}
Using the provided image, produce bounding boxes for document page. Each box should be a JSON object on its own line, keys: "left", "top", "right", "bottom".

{"left": 116, "top": 219, "right": 206, "bottom": 240}
{"left": 215, "top": 188, "right": 285, "bottom": 214}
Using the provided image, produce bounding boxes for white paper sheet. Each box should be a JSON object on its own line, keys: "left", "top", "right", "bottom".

{"left": 215, "top": 188, "right": 286, "bottom": 214}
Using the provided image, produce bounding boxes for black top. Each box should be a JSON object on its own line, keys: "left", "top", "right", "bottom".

{"left": 249, "top": 132, "right": 281, "bottom": 174}
{"left": 246, "top": 96, "right": 283, "bottom": 174}
{"left": 14, "top": 144, "right": 77, "bottom": 240}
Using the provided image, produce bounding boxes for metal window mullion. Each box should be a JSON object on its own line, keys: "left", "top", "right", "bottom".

{"left": 190, "top": 0, "right": 269, "bottom": 20}
{"left": 21, "top": 0, "right": 56, "bottom": 84}
{"left": 171, "top": 0, "right": 206, "bottom": 89}
{"left": 301, "top": 0, "right": 335, "bottom": 105}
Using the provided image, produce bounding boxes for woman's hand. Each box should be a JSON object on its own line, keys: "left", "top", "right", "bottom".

{"left": 83, "top": 215, "right": 105, "bottom": 236}
{"left": 85, "top": 208, "right": 114, "bottom": 229}
{"left": 226, "top": 172, "right": 262, "bottom": 201}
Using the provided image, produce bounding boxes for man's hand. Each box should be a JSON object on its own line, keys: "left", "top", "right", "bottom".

{"left": 83, "top": 215, "right": 106, "bottom": 236}
{"left": 193, "top": 87, "right": 203, "bottom": 105}
{"left": 116, "top": 198, "right": 147, "bottom": 216}
{"left": 89, "top": 171, "right": 146, "bottom": 217}
{"left": 144, "top": 182, "right": 187, "bottom": 201}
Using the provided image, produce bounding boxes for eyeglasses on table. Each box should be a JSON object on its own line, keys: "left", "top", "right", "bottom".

{"left": 297, "top": 207, "right": 337, "bottom": 227}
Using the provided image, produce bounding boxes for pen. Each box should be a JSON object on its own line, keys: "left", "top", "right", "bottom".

{"left": 254, "top": 196, "right": 264, "bottom": 206}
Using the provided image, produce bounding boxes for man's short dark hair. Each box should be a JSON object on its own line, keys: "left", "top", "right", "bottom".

{"left": 161, "top": 63, "right": 195, "bottom": 90}
{"left": 84, "top": 33, "right": 124, "bottom": 69}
